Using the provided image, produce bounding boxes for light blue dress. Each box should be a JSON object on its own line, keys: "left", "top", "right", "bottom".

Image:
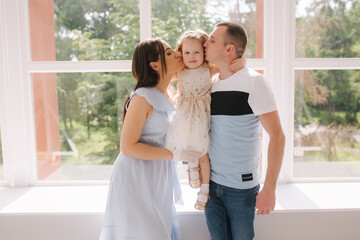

{"left": 99, "top": 87, "right": 182, "bottom": 240}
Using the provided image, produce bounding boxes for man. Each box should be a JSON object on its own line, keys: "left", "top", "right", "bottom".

{"left": 203, "top": 22, "right": 285, "bottom": 240}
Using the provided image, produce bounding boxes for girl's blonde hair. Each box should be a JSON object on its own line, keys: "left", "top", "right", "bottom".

{"left": 176, "top": 29, "right": 210, "bottom": 67}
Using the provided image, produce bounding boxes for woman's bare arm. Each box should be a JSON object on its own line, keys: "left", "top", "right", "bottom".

{"left": 120, "top": 94, "right": 173, "bottom": 160}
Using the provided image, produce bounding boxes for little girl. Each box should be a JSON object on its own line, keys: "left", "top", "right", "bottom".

{"left": 166, "top": 30, "right": 246, "bottom": 210}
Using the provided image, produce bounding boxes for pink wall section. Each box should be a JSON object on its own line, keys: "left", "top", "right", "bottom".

{"left": 28, "top": 0, "right": 61, "bottom": 180}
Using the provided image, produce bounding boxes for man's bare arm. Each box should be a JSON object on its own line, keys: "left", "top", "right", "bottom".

{"left": 255, "top": 110, "right": 285, "bottom": 215}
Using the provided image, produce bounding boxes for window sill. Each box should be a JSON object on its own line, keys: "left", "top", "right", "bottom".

{"left": 0, "top": 182, "right": 359, "bottom": 216}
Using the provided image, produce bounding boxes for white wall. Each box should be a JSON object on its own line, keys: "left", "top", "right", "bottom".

{"left": 0, "top": 211, "right": 359, "bottom": 240}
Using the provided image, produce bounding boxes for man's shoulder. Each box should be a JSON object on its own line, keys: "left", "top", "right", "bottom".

{"left": 235, "top": 66, "right": 263, "bottom": 79}
{"left": 229, "top": 67, "right": 264, "bottom": 89}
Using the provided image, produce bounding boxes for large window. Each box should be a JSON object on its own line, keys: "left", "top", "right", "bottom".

{"left": 0, "top": 0, "right": 359, "bottom": 186}
{"left": 25, "top": 0, "right": 264, "bottom": 182}
{"left": 294, "top": 0, "right": 360, "bottom": 180}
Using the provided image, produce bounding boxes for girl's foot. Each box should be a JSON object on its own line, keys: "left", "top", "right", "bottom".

{"left": 187, "top": 167, "right": 201, "bottom": 188}
{"left": 194, "top": 191, "right": 210, "bottom": 210}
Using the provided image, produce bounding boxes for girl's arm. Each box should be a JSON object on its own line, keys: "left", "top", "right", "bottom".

{"left": 228, "top": 58, "right": 247, "bottom": 72}
{"left": 209, "top": 64, "right": 220, "bottom": 80}
{"left": 168, "top": 72, "right": 181, "bottom": 103}
{"left": 208, "top": 58, "right": 247, "bottom": 79}
{"left": 167, "top": 83, "right": 176, "bottom": 103}
{"left": 120, "top": 94, "right": 173, "bottom": 160}
{"left": 170, "top": 72, "right": 178, "bottom": 82}
{"left": 168, "top": 72, "right": 180, "bottom": 102}
{"left": 209, "top": 58, "right": 247, "bottom": 77}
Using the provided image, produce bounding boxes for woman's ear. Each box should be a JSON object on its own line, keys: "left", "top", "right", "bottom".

{"left": 149, "top": 61, "right": 160, "bottom": 71}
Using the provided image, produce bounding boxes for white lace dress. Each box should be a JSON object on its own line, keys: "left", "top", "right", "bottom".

{"left": 166, "top": 66, "right": 212, "bottom": 157}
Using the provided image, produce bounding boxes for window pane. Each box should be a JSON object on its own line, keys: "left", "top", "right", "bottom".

{"left": 152, "top": 0, "right": 263, "bottom": 58}
{"left": 0, "top": 127, "right": 3, "bottom": 181}
{"left": 32, "top": 72, "right": 135, "bottom": 181}
{"left": 28, "top": 0, "right": 139, "bottom": 61}
{"left": 294, "top": 70, "right": 360, "bottom": 178}
{"left": 296, "top": 0, "right": 360, "bottom": 58}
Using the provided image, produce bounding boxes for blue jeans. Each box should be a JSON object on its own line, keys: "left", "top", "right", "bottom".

{"left": 205, "top": 181, "right": 260, "bottom": 240}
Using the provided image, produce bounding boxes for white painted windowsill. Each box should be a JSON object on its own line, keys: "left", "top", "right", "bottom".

{"left": 0, "top": 183, "right": 359, "bottom": 216}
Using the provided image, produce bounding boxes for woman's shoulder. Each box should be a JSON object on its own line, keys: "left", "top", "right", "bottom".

{"left": 133, "top": 87, "right": 157, "bottom": 96}
{"left": 133, "top": 87, "right": 176, "bottom": 113}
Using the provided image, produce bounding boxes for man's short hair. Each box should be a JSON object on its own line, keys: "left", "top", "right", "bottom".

{"left": 216, "top": 22, "right": 247, "bottom": 58}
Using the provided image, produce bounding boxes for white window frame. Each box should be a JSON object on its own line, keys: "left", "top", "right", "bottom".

{"left": 0, "top": 0, "right": 359, "bottom": 187}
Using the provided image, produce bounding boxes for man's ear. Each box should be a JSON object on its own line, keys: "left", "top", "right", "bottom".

{"left": 225, "top": 44, "right": 235, "bottom": 56}
{"left": 149, "top": 61, "right": 160, "bottom": 71}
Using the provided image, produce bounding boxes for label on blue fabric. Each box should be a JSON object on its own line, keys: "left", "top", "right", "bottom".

{"left": 242, "top": 173, "right": 253, "bottom": 182}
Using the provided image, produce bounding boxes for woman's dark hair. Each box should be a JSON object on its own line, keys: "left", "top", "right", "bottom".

{"left": 123, "top": 38, "right": 167, "bottom": 121}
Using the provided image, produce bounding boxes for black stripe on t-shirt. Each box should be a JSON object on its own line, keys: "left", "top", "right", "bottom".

{"left": 211, "top": 91, "right": 253, "bottom": 116}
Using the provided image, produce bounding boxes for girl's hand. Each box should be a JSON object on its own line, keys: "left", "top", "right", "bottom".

{"left": 228, "top": 58, "right": 247, "bottom": 73}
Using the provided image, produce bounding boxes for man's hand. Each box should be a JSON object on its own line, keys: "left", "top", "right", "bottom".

{"left": 255, "top": 186, "right": 276, "bottom": 215}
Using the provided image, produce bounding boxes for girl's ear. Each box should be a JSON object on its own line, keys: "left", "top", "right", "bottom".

{"left": 149, "top": 61, "right": 161, "bottom": 71}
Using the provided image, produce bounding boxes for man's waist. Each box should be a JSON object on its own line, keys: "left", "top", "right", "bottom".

{"left": 209, "top": 156, "right": 260, "bottom": 172}
{"left": 210, "top": 169, "right": 261, "bottom": 189}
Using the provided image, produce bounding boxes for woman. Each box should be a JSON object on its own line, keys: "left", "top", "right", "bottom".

{"left": 99, "top": 38, "right": 184, "bottom": 240}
